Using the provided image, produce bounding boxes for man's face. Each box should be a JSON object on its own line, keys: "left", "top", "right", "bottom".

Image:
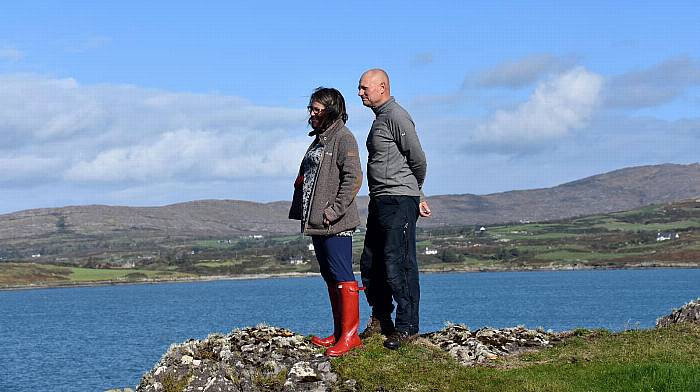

{"left": 358, "top": 75, "right": 384, "bottom": 107}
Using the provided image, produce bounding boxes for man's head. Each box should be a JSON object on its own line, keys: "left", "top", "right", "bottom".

{"left": 358, "top": 69, "right": 391, "bottom": 108}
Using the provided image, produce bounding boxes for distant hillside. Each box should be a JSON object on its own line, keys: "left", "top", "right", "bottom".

{"left": 1, "top": 163, "right": 699, "bottom": 257}
{"left": 424, "top": 162, "right": 700, "bottom": 227}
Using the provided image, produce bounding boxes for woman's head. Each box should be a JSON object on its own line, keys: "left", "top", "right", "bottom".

{"left": 308, "top": 87, "right": 348, "bottom": 131}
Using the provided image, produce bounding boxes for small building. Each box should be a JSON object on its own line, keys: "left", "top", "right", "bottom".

{"left": 289, "top": 257, "right": 306, "bottom": 265}
{"left": 308, "top": 243, "right": 315, "bottom": 252}
{"left": 656, "top": 232, "right": 680, "bottom": 242}
{"left": 424, "top": 248, "right": 438, "bottom": 255}
{"left": 31, "top": 254, "right": 41, "bottom": 258}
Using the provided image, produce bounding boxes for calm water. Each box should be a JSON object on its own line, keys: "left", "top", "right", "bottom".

{"left": 1, "top": 268, "right": 698, "bottom": 391}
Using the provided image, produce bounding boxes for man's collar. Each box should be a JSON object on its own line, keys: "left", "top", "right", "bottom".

{"left": 372, "top": 96, "right": 395, "bottom": 115}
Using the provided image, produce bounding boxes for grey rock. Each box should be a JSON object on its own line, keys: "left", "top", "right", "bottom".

{"left": 424, "top": 323, "right": 563, "bottom": 366}
{"left": 136, "top": 326, "right": 346, "bottom": 392}
{"left": 656, "top": 298, "right": 700, "bottom": 327}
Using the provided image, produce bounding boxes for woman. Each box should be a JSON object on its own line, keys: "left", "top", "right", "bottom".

{"left": 289, "top": 87, "right": 363, "bottom": 356}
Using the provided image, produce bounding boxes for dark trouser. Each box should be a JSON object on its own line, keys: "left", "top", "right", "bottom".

{"left": 360, "top": 195, "right": 420, "bottom": 334}
{"left": 312, "top": 235, "right": 355, "bottom": 284}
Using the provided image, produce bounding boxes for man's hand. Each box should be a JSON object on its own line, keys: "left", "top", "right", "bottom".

{"left": 419, "top": 200, "right": 432, "bottom": 217}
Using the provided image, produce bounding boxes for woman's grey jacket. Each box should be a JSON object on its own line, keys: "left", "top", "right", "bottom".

{"left": 289, "top": 119, "right": 362, "bottom": 236}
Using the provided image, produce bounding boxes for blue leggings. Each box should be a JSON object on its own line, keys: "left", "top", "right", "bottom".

{"left": 312, "top": 235, "right": 355, "bottom": 284}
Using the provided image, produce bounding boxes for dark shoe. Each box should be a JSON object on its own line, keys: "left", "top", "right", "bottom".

{"left": 359, "top": 316, "right": 382, "bottom": 339}
{"left": 359, "top": 316, "right": 395, "bottom": 339}
{"left": 383, "top": 331, "right": 417, "bottom": 350}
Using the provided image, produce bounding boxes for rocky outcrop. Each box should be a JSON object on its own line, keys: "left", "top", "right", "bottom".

{"left": 135, "top": 323, "right": 565, "bottom": 391}
{"left": 656, "top": 298, "right": 700, "bottom": 327}
{"left": 423, "top": 324, "right": 562, "bottom": 366}
{"left": 136, "top": 325, "right": 350, "bottom": 392}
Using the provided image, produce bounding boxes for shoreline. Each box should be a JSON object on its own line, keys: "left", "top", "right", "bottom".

{"left": 2, "top": 262, "right": 699, "bottom": 292}
{"left": 0, "top": 271, "right": 321, "bottom": 292}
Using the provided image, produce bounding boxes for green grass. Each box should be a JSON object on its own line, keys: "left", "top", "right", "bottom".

{"left": 0, "top": 263, "right": 193, "bottom": 287}
{"left": 517, "top": 244, "right": 589, "bottom": 252}
{"left": 422, "top": 258, "right": 489, "bottom": 271}
{"left": 595, "top": 220, "right": 700, "bottom": 232}
{"left": 535, "top": 250, "right": 647, "bottom": 262}
{"left": 194, "top": 260, "right": 243, "bottom": 268}
{"left": 332, "top": 323, "right": 700, "bottom": 392}
{"left": 68, "top": 267, "right": 179, "bottom": 281}
{"left": 0, "top": 263, "right": 72, "bottom": 285}
{"left": 522, "top": 232, "right": 582, "bottom": 240}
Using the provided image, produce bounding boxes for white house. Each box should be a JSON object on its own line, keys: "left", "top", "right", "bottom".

{"left": 424, "top": 247, "right": 438, "bottom": 255}
{"left": 656, "top": 232, "right": 680, "bottom": 242}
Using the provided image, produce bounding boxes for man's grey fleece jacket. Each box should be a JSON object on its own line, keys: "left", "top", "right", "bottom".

{"left": 367, "top": 97, "right": 427, "bottom": 198}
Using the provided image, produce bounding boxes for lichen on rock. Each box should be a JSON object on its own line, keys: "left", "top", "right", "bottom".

{"left": 423, "top": 323, "right": 563, "bottom": 366}
{"left": 136, "top": 325, "right": 346, "bottom": 392}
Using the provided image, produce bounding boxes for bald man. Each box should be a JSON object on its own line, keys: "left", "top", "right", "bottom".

{"left": 357, "top": 69, "right": 431, "bottom": 350}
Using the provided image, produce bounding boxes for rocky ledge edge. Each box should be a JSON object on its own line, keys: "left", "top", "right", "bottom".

{"left": 112, "top": 298, "right": 699, "bottom": 392}
{"left": 126, "top": 324, "right": 560, "bottom": 392}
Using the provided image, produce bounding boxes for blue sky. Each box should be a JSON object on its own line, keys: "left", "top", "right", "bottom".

{"left": 1, "top": 1, "right": 699, "bottom": 213}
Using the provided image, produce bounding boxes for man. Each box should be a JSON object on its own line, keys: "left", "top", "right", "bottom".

{"left": 357, "top": 68, "right": 431, "bottom": 350}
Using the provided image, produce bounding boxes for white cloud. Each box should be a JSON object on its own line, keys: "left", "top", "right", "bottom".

{"left": 467, "top": 67, "right": 603, "bottom": 153}
{"left": 605, "top": 56, "right": 700, "bottom": 109}
{"left": 0, "top": 156, "right": 64, "bottom": 182}
{"left": 470, "top": 54, "right": 579, "bottom": 89}
{"left": 65, "top": 129, "right": 308, "bottom": 182}
{"left": 0, "top": 47, "right": 23, "bottom": 61}
{"left": 0, "top": 73, "right": 309, "bottom": 188}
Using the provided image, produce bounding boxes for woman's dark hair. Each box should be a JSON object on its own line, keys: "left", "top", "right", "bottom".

{"left": 308, "top": 87, "right": 348, "bottom": 130}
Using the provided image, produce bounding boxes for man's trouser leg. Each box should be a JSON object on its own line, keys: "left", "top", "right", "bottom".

{"left": 360, "top": 197, "right": 395, "bottom": 328}
{"left": 378, "top": 196, "right": 420, "bottom": 335}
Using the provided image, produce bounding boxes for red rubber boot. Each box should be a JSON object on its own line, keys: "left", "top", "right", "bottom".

{"left": 325, "top": 281, "right": 362, "bottom": 357}
{"left": 311, "top": 284, "right": 340, "bottom": 347}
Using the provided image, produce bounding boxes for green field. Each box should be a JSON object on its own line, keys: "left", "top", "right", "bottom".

{"left": 68, "top": 267, "right": 182, "bottom": 282}
{"left": 0, "top": 263, "right": 192, "bottom": 287}
{"left": 424, "top": 201, "right": 700, "bottom": 269}
{"left": 333, "top": 323, "right": 700, "bottom": 392}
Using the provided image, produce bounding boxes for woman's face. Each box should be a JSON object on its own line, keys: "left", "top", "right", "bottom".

{"left": 308, "top": 101, "right": 326, "bottom": 130}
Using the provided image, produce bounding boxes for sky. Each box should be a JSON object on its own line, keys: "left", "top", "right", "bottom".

{"left": 1, "top": 1, "right": 699, "bottom": 214}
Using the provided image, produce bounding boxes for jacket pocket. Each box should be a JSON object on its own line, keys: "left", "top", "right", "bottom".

{"left": 307, "top": 200, "right": 328, "bottom": 229}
